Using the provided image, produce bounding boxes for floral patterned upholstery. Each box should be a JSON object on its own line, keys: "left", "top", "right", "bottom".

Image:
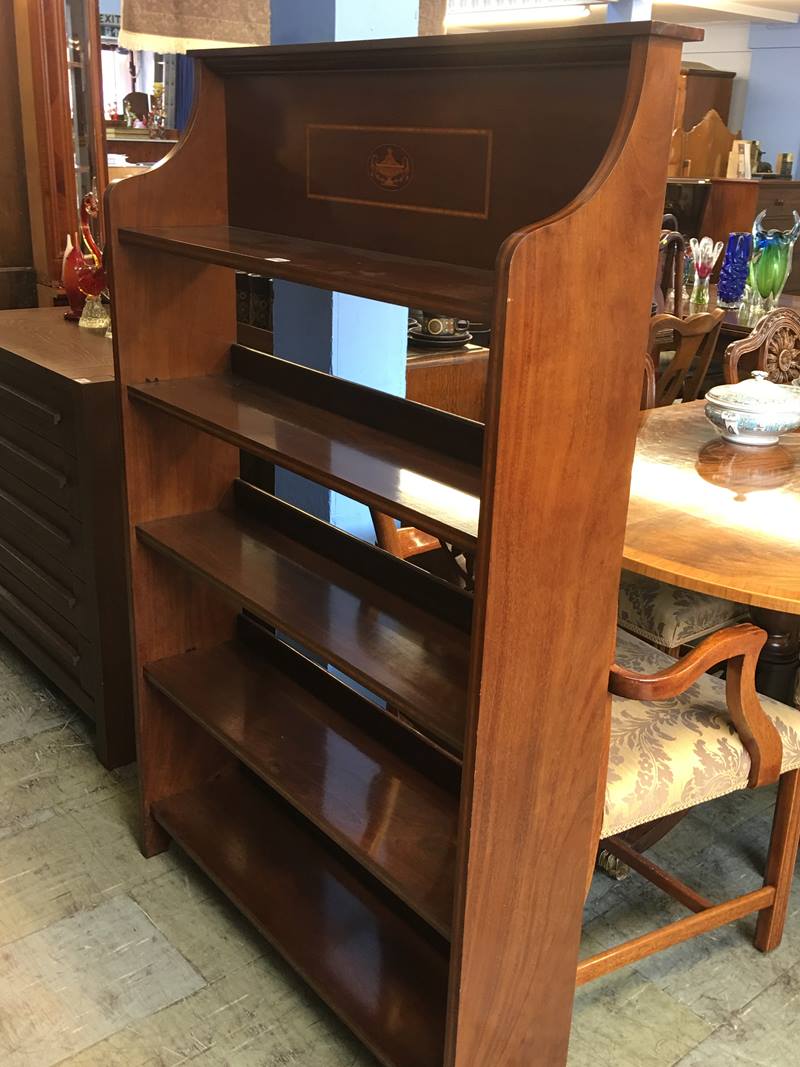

{"left": 618, "top": 570, "right": 749, "bottom": 650}
{"left": 603, "top": 629, "right": 800, "bottom": 837}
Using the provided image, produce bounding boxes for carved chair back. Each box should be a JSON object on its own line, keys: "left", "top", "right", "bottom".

{"left": 653, "top": 230, "right": 685, "bottom": 319}
{"left": 724, "top": 307, "right": 800, "bottom": 385}
{"left": 641, "top": 350, "right": 657, "bottom": 410}
{"left": 649, "top": 309, "right": 725, "bottom": 406}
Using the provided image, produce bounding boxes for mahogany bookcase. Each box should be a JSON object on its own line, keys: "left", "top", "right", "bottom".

{"left": 106, "top": 23, "right": 697, "bottom": 1067}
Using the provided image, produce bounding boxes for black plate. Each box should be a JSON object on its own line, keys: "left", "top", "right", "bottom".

{"left": 408, "top": 327, "right": 473, "bottom": 347}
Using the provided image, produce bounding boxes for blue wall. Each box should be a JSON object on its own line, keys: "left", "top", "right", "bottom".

{"left": 270, "top": 0, "right": 418, "bottom": 543}
{"left": 744, "top": 24, "right": 800, "bottom": 180}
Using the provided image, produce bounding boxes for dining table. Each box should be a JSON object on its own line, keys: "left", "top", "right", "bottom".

{"left": 624, "top": 401, "right": 800, "bottom": 705}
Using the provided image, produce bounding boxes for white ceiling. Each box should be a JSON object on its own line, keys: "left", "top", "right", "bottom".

{"left": 600, "top": 0, "right": 799, "bottom": 22}
{"left": 446, "top": 0, "right": 800, "bottom": 25}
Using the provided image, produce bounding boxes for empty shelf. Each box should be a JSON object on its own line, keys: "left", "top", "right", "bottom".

{"left": 154, "top": 767, "right": 449, "bottom": 1067}
{"left": 137, "top": 498, "right": 469, "bottom": 751}
{"left": 129, "top": 369, "right": 481, "bottom": 547}
{"left": 118, "top": 224, "right": 495, "bottom": 320}
{"left": 145, "top": 632, "right": 459, "bottom": 935}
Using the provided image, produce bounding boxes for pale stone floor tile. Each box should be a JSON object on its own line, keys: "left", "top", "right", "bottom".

{"left": 0, "top": 723, "right": 136, "bottom": 835}
{"left": 0, "top": 793, "right": 175, "bottom": 948}
{"left": 674, "top": 957, "right": 800, "bottom": 1066}
{"left": 568, "top": 969, "right": 713, "bottom": 1066}
{"left": 0, "top": 655, "right": 74, "bottom": 746}
{"left": 0, "top": 896, "right": 205, "bottom": 1067}
{"left": 62, "top": 956, "right": 375, "bottom": 1067}
{"left": 129, "top": 861, "right": 268, "bottom": 984}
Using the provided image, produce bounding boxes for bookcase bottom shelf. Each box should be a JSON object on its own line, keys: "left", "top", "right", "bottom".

{"left": 153, "top": 767, "right": 449, "bottom": 1067}
{"left": 144, "top": 621, "right": 458, "bottom": 937}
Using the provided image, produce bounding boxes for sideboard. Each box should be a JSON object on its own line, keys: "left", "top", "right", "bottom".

{"left": 666, "top": 178, "right": 800, "bottom": 294}
{"left": 0, "top": 307, "right": 134, "bottom": 767}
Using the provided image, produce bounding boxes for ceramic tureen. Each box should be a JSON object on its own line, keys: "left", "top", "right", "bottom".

{"left": 705, "top": 371, "right": 800, "bottom": 446}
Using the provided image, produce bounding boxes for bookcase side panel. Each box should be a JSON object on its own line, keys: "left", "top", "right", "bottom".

{"left": 106, "top": 65, "right": 240, "bottom": 853}
{"left": 447, "top": 36, "right": 685, "bottom": 1067}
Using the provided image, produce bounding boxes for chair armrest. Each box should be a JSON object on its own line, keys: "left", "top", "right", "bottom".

{"left": 610, "top": 624, "right": 782, "bottom": 788}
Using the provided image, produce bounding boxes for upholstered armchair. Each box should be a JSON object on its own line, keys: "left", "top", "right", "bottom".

{"left": 579, "top": 623, "right": 800, "bottom": 984}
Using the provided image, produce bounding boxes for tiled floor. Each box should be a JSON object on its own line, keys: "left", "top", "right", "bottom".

{"left": 1, "top": 634, "right": 798, "bottom": 1066}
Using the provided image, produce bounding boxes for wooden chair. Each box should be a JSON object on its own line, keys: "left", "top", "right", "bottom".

{"left": 649, "top": 308, "right": 725, "bottom": 406}
{"left": 668, "top": 108, "right": 736, "bottom": 179}
{"left": 724, "top": 306, "right": 800, "bottom": 385}
{"left": 370, "top": 508, "right": 474, "bottom": 588}
{"left": 653, "top": 230, "right": 685, "bottom": 319}
{"left": 582, "top": 623, "right": 800, "bottom": 983}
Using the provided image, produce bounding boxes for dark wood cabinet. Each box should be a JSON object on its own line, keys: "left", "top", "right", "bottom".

{"left": 0, "top": 307, "right": 134, "bottom": 767}
{"left": 678, "top": 64, "right": 736, "bottom": 130}
{"left": 406, "top": 342, "right": 489, "bottom": 421}
{"left": 757, "top": 181, "right": 800, "bottom": 295}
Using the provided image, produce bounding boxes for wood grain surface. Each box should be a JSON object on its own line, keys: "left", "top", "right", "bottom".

{"left": 119, "top": 225, "right": 494, "bottom": 320}
{"left": 145, "top": 628, "right": 459, "bottom": 936}
{"left": 624, "top": 403, "right": 800, "bottom": 612}
{"left": 154, "top": 767, "right": 450, "bottom": 1067}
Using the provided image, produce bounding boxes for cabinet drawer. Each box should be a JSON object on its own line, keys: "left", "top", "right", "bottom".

{"left": 757, "top": 184, "right": 800, "bottom": 224}
{"left": 0, "top": 523, "right": 88, "bottom": 631}
{"left": 0, "top": 561, "right": 93, "bottom": 692}
{"left": 0, "top": 464, "right": 84, "bottom": 576}
{"left": 0, "top": 417, "right": 77, "bottom": 513}
{"left": 0, "top": 361, "right": 75, "bottom": 454}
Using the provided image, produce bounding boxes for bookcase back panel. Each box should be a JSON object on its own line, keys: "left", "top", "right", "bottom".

{"left": 224, "top": 59, "right": 630, "bottom": 270}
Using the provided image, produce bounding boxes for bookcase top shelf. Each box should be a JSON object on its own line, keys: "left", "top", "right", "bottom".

{"left": 118, "top": 225, "right": 495, "bottom": 319}
{"left": 191, "top": 21, "right": 702, "bottom": 72}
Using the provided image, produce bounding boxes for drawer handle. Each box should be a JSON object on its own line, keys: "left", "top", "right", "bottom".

{"left": 0, "top": 533, "right": 77, "bottom": 610}
{"left": 775, "top": 198, "right": 785, "bottom": 207}
{"left": 0, "top": 486, "right": 71, "bottom": 545}
{"left": 0, "top": 381, "right": 62, "bottom": 424}
{"left": 0, "top": 580, "right": 80, "bottom": 667}
{"left": 0, "top": 433, "right": 68, "bottom": 489}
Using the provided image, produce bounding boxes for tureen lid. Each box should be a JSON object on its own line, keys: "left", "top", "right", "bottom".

{"left": 706, "top": 371, "right": 800, "bottom": 414}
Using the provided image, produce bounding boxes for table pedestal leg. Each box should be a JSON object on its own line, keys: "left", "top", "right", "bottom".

{"left": 750, "top": 607, "right": 800, "bottom": 706}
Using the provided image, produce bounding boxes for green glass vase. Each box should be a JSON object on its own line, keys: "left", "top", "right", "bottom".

{"left": 750, "top": 209, "right": 800, "bottom": 314}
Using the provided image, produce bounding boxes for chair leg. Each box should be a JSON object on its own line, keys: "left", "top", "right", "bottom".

{"left": 755, "top": 769, "right": 800, "bottom": 952}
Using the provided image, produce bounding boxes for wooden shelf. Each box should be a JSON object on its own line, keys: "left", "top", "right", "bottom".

{"left": 154, "top": 766, "right": 449, "bottom": 1067}
{"left": 118, "top": 224, "right": 495, "bottom": 320}
{"left": 129, "top": 349, "right": 481, "bottom": 548}
{"left": 145, "top": 623, "right": 459, "bottom": 936}
{"left": 136, "top": 485, "right": 470, "bottom": 752}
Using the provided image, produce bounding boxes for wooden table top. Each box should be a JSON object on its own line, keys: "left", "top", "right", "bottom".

{"left": 624, "top": 402, "right": 800, "bottom": 613}
{"left": 0, "top": 306, "right": 114, "bottom": 383}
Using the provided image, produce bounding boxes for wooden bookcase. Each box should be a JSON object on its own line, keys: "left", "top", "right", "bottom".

{"left": 107, "top": 24, "right": 696, "bottom": 1067}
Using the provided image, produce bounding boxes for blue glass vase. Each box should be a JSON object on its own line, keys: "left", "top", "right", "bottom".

{"left": 717, "top": 231, "right": 752, "bottom": 308}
